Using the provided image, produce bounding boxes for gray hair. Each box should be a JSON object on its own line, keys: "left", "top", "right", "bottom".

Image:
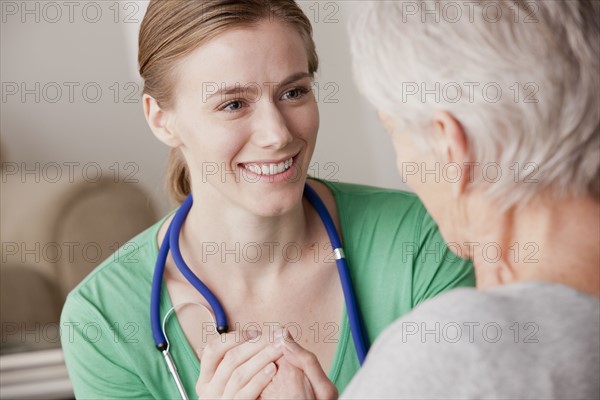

{"left": 349, "top": 0, "right": 599, "bottom": 208}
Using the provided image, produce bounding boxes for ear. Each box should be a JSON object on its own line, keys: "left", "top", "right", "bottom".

{"left": 143, "top": 94, "right": 182, "bottom": 148}
{"left": 432, "top": 110, "right": 471, "bottom": 194}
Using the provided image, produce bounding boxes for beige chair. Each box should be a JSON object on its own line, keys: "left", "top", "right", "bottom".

{"left": 1, "top": 169, "right": 158, "bottom": 354}
{"left": 51, "top": 179, "right": 157, "bottom": 298}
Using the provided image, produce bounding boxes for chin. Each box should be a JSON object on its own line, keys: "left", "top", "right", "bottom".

{"left": 249, "top": 198, "right": 298, "bottom": 218}
{"left": 245, "top": 184, "right": 304, "bottom": 218}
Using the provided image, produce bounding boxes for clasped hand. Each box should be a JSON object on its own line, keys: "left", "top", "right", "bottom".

{"left": 195, "top": 328, "right": 338, "bottom": 399}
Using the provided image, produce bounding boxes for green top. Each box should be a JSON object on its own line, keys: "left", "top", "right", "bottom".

{"left": 61, "top": 180, "right": 474, "bottom": 399}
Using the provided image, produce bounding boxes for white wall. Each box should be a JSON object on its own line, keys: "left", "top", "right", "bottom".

{"left": 305, "top": 1, "right": 406, "bottom": 191}
{"left": 1, "top": 0, "right": 408, "bottom": 218}
{"left": 1, "top": 0, "right": 171, "bottom": 215}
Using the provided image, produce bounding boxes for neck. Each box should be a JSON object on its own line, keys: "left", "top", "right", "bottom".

{"left": 177, "top": 186, "right": 314, "bottom": 286}
{"left": 467, "top": 195, "right": 600, "bottom": 297}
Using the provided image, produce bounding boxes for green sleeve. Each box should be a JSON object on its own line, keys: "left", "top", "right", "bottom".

{"left": 60, "top": 294, "right": 153, "bottom": 399}
{"left": 411, "top": 208, "right": 475, "bottom": 307}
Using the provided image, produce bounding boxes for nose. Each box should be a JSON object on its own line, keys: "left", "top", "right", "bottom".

{"left": 251, "top": 102, "right": 293, "bottom": 150}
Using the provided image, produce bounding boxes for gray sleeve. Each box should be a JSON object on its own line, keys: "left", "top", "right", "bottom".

{"left": 341, "top": 299, "right": 471, "bottom": 400}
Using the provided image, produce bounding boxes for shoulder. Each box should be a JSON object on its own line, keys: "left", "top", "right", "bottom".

{"left": 312, "top": 178, "right": 428, "bottom": 232}
{"left": 316, "top": 179, "right": 422, "bottom": 208}
{"left": 400, "top": 282, "right": 539, "bottom": 324}
{"left": 377, "top": 281, "right": 600, "bottom": 352}
{"left": 342, "top": 286, "right": 512, "bottom": 399}
{"left": 344, "top": 282, "right": 600, "bottom": 399}
{"left": 414, "top": 281, "right": 600, "bottom": 320}
{"left": 59, "top": 215, "right": 176, "bottom": 398}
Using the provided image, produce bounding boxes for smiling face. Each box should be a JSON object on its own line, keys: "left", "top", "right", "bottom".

{"left": 164, "top": 19, "right": 319, "bottom": 217}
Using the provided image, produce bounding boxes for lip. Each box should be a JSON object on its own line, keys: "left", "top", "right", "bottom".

{"left": 237, "top": 150, "right": 303, "bottom": 183}
{"left": 238, "top": 150, "right": 301, "bottom": 167}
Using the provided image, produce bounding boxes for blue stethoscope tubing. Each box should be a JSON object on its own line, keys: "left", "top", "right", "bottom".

{"left": 150, "top": 183, "right": 369, "bottom": 396}
{"left": 302, "top": 184, "right": 370, "bottom": 363}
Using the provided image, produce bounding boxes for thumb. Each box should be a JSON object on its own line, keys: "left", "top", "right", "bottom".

{"left": 281, "top": 328, "right": 338, "bottom": 400}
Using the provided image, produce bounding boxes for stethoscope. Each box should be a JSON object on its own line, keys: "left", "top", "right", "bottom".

{"left": 150, "top": 183, "right": 369, "bottom": 399}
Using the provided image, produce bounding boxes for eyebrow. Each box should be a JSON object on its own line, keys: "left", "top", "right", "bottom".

{"left": 205, "top": 72, "right": 312, "bottom": 101}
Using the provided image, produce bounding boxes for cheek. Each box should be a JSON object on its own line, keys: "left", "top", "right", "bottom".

{"left": 287, "top": 102, "right": 319, "bottom": 142}
{"left": 176, "top": 112, "right": 247, "bottom": 165}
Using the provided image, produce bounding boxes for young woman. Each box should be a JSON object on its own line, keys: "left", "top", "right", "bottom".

{"left": 60, "top": 1, "right": 474, "bottom": 398}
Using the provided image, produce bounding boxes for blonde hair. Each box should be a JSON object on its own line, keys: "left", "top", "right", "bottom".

{"left": 138, "top": 0, "right": 318, "bottom": 204}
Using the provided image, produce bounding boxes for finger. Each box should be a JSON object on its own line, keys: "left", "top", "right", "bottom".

{"left": 262, "top": 358, "right": 316, "bottom": 399}
{"left": 220, "top": 342, "right": 284, "bottom": 398}
{"left": 279, "top": 358, "right": 317, "bottom": 398}
{"left": 199, "top": 330, "right": 260, "bottom": 384}
{"left": 281, "top": 329, "right": 338, "bottom": 400}
{"left": 232, "top": 362, "right": 277, "bottom": 400}
{"left": 275, "top": 358, "right": 304, "bottom": 381}
{"left": 211, "top": 338, "right": 272, "bottom": 390}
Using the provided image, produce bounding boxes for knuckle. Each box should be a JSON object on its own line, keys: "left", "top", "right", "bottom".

{"left": 222, "top": 347, "right": 240, "bottom": 364}
{"left": 302, "top": 351, "right": 318, "bottom": 366}
{"left": 201, "top": 344, "right": 215, "bottom": 359}
{"left": 266, "top": 343, "right": 280, "bottom": 355}
{"left": 229, "top": 367, "right": 245, "bottom": 386}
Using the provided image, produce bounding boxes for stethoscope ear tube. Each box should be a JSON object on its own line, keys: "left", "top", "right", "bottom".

{"left": 151, "top": 223, "right": 172, "bottom": 347}
{"left": 303, "top": 184, "right": 370, "bottom": 364}
{"left": 151, "top": 196, "right": 229, "bottom": 347}
{"left": 169, "top": 195, "right": 229, "bottom": 333}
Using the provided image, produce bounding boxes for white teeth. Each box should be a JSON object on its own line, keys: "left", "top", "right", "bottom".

{"left": 245, "top": 164, "right": 262, "bottom": 175}
{"left": 243, "top": 157, "right": 294, "bottom": 176}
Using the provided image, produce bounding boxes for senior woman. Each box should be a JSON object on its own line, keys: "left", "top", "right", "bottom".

{"left": 276, "top": 0, "right": 599, "bottom": 399}
{"left": 59, "top": 0, "right": 474, "bottom": 398}
{"left": 339, "top": 1, "right": 599, "bottom": 398}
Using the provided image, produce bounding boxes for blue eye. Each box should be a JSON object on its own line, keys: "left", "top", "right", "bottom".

{"left": 220, "top": 100, "right": 244, "bottom": 112}
{"left": 282, "top": 87, "right": 309, "bottom": 101}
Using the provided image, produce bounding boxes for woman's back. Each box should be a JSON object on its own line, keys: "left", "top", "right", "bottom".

{"left": 344, "top": 281, "right": 600, "bottom": 399}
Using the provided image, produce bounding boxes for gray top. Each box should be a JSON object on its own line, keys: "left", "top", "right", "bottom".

{"left": 342, "top": 281, "right": 600, "bottom": 399}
